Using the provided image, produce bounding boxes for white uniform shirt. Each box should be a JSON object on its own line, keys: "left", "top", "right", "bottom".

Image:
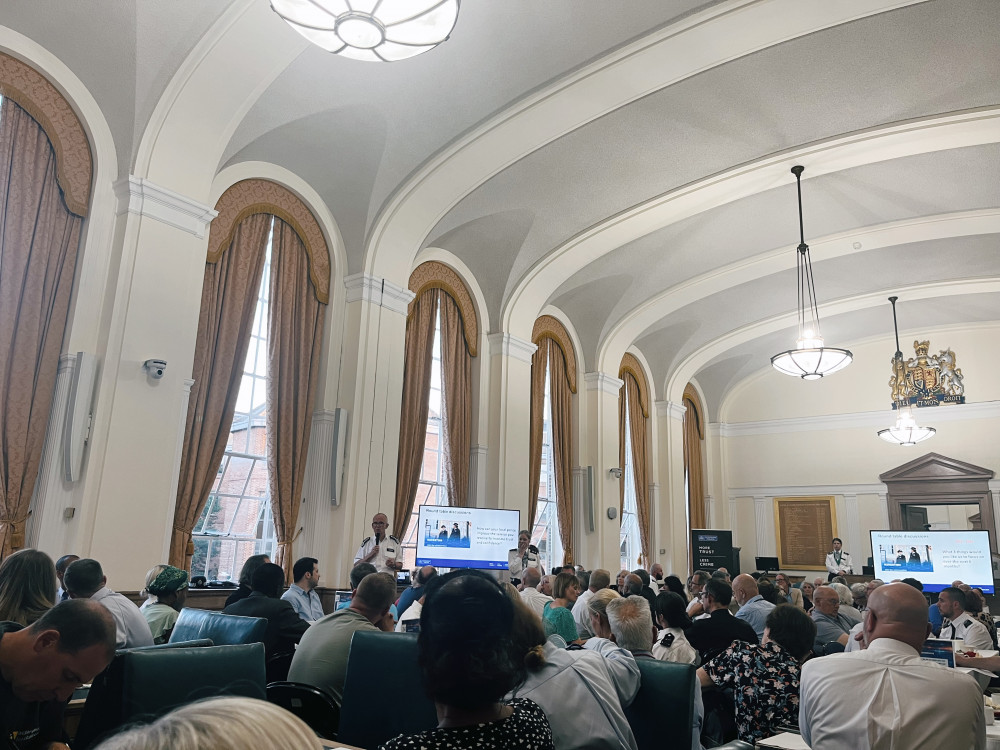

{"left": 507, "top": 546, "right": 541, "bottom": 582}
{"left": 941, "top": 612, "right": 994, "bottom": 651}
{"left": 800, "top": 637, "right": 985, "bottom": 750}
{"left": 651, "top": 627, "right": 698, "bottom": 665}
{"left": 520, "top": 586, "right": 553, "bottom": 618}
{"left": 825, "top": 550, "right": 854, "bottom": 575}
{"left": 353, "top": 534, "right": 402, "bottom": 575}
{"left": 394, "top": 599, "right": 422, "bottom": 632}
{"left": 571, "top": 588, "right": 596, "bottom": 638}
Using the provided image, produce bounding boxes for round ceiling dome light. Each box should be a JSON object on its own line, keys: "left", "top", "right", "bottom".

{"left": 271, "top": 0, "right": 461, "bottom": 62}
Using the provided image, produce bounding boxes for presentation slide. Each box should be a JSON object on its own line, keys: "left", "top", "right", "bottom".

{"left": 870, "top": 530, "right": 994, "bottom": 593}
{"left": 416, "top": 506, "right": 521, "bottom": 570}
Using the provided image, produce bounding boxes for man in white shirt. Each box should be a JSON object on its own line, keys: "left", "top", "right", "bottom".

{"left": 572, "top": 568, "right": 610, "bottom": 639}
{"left": 937, "top": 586, "right": 993, "bottom": 651}
{"left": 281, "top": 556, "right": 324, "bottom": 621}
{"left": 64, "top": 558, "right": 154, "bottom": 649}
{"left": 824, "top": 537, "right": 854, "bottom": 578}
{"left": 353, "top": 512, "right": 403, "bottom": 575}
{"left": 800, "top": 582, "right": 985, "bottom": 750}
{"left": 519, "top": 568, "right": 553, "bottom": 617}
{"left": 649, "top": 563, "right": 665, "bottom": 595}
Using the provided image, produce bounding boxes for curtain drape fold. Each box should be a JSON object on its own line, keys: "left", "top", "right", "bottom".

{"left": 438, "top": 292, "right": 471, "bottom": 509}
{"left": 548, "top": 344, "right": 574, "bottom": 565}
{"left": 392, "top": 289, "right": 438, "bottom": 539}
{"left": 267, "top": 219, "right": 326, "bottom": 577}
{"left": 0, "top": 100, "right": 83, "bottom": 557}
{"left": 527, "top": 339, "right": 548, "bottom": 528}
{"left": 684, "top": 396, "right": 707, "bottom": 530}
{"left": 170, "top": 213, "right": 271, "bottom": 569}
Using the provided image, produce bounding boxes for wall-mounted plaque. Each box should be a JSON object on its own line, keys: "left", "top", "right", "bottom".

{"left": 774, "top": 496, "right": 837, "bottom": 570}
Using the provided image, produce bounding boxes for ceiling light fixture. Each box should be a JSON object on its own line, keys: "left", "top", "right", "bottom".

{"left": 271, "top": 0, "right": 460, "bottom": 62}
{"left": 770, "top": 165, "right": 853, "bottom": 380}
{"left": 877, "top": 296, "right": 935, "bottom": 446}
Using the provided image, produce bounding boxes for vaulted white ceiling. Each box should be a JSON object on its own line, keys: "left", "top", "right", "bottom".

{"left": 8, "top": 0, "right": 999, "bottom": 413}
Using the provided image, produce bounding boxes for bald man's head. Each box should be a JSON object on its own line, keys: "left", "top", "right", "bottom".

{"left": 522, "top": 567, "right": 541, "bottom": 589}
{"left": 864, "top": 582, "right": 932, "bottom": 653}
{"left": 732, "top": 574, "right": 759, "bottom": 606}
{"left": 624, "top": 574, "right": 643, "bottom": 597}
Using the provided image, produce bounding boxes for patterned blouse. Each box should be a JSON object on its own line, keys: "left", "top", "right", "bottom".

{"left": 702, "top": 639, "right": 802, "bottom": 744}
{"left": 379, "top": 698, "right": 554, "bottom": 750}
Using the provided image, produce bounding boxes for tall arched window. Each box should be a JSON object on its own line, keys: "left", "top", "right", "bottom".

{"left": 683, "top": 383, "right": 707, "bottom": 530}
{"left": 0, "top": 54, "right": 94, "bottom": 558}
{"left": 528, "top": 316, "right": 577, "bottom": 571}
{"left": 619, "top": 353, "right": 651, "bottom": 570}
{"left": 395, "top": 262, "right": 478, "bottom": 568}
{"left": 173, "top": 179, "right": 331, "bottom": 580}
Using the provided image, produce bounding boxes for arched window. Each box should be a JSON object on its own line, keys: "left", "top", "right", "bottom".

{"left": 0, "top": 54, "right": 93, "bottom": 557}
{"left": 174, "top": 179, "right": 331, "bottom": 580}
{"left": 619, "top": 353, "right": 651, "bottom": 570}
{"left": 395, "top": 262, "right": 478, "bottom": 568}
{"left": 528, "top": 316, "right": 577, "bottom": 571}
{"left": 683, "top": 383, "right": 707, "bottom": 530}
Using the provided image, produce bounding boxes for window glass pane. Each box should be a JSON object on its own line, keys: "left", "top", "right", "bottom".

{"left": 530, "top": 364, "right": 562, "bottom": 574}
{"left": 620, "top": 395, "right": 641, "bottom": 571}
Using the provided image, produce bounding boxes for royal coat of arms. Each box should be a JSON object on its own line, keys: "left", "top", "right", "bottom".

{"left": 889, "top": 340, "right": 966, "bottom": 408}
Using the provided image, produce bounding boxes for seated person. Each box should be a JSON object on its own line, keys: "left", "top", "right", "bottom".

{"left": 732, "top": 574, "right": 775, "bottom": 641}
{"left": 519, "top": 568, "right": 553, "bottom": 617}
{"left": 542, "top": 572, "right": 581, "bottom": 643}
{"left": 0, "top": 599, "right": 116, "bottom": 748}
{"left": 336, "top": 562, "right": 399, "bottom": 621}
{"left": 222, "top": 563, "right": 309, "bottom": 680}
{"left": 395, "top": 573, "right": 444, "bottom": 632}
{"left": 810, "top": 585, "right": 860, "bottom": 654}
{"left": 225, "top": 554, "right": 270, "bottom": 608}
{"left": 288, "top": 571, "right": 395, "bottom": 706}
{"left": 64, "top": 559, "right": 153, "bottom": 649}
{"left": 699, "top": 604, "right": 815, "bottom": 744}
{"left": 0, "top": 548, "right": 58, "bottom": 626}
{"left": 139, "top": 565, "right": 188, "bottom": 644}
{"left": 605, "top": 595, "right": 656, "bottom": 659}
{"left": 586, "top": 588, "right": 622, "bottom": 640}
{"left": 686, "top": 578, "right": 758, "bottom": 664}
{"left": 937, "top": 586, "right": 993, "bottom": 651}
{"left": 280, "top": 556, "right": 324, "bottom": 622}
{"left": 508, "top": 585, "right": 638, "bottom": 750}
{"left": 830, "top": 583, "right": 863, "bottom": 622}
{"left": 381, "top": 570, "right": 555, "bottom": 750}
{"left": 651, "top": 591, "right": 698, "bottom": 665}
{"left": 92, "top": 696, "right": 322, "bottom": 749}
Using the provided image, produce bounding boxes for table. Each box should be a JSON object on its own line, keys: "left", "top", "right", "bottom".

{"left": 986, "top": 721, "right": 1000, "bottom": 750}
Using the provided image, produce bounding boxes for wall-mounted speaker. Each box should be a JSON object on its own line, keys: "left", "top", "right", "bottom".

{"left": 63, "top": 352, "right": 98, "bottom": 483}
{"left": 330, "top": 408, "right": 349, "bottom": 506}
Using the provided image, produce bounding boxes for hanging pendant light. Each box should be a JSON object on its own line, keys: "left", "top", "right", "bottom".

{"left": 770, "top": 166, "right": 853, "bottom": 379}
{"left": 271, "top": 0, "right": 460, "bottom": 62}
{"left": 877, "top": 296, "right": 935, "bottom": 446}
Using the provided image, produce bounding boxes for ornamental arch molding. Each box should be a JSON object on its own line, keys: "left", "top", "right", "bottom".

{"left": 408, "top": 261, "right": 479, "bottom": 356}
{"left": 619, "top": 351, "right": 650, "bottom": 419}
{"left": 532, "top": 315, "right": 578, "bottom": 394}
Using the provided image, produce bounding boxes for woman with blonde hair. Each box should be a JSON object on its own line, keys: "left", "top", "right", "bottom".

{"left": 0, "top": 548, "right": 57, "bottom": 625}
{"left": 93, "top": 696, "right": 322, "bottom": 749}
{"left": 587, "top": 587, "right": 621, "bottom": 640}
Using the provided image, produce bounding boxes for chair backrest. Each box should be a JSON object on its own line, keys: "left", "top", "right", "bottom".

{"left": 168, "top": 607, "right": 267, "bottom": 645}
{"left": 337, "top": 631, "right": 436, "bottom": 748}
{"left": 267, "top": 681, "right": 340, "bottom": 740}
{"left": 624, "top": 659, "right": 696, "bottom": 750}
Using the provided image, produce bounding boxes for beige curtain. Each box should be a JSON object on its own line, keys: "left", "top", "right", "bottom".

{"left": 0, "top": 100, "right": 84, "bottom": 557}
{"left": 619, "top": 373, "right": 651, "bottom": 567}
{"left": 438, "top": 292, "right": 471, "bottom": 508}
{"left": 392, "top": 289, "right": 438, "bottom": 539}
{"left": 548, "top": 344, "right": 574, "bottom": 565}
{"left": 527, "top": 339, "right": 548, "bottom": 528}
{"left": 684, "top": 395, "right": 707, "bottom": 530}
{"left": 267, "top": 219, "right": 326, "bottom": 577}
{"left": 171, "top": 213, "right": 271, "bottom": 569}
{"left": 618, "top": 383, "right": 626, "bottom": 520}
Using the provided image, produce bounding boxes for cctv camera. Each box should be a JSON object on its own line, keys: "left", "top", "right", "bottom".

{"left": 143, "top": 359, "right": 167, "bottom": 379}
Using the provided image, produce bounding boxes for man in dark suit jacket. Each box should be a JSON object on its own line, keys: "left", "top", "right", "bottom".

{"left": 686, "top": 577, "right": 759, "bottom": 664}
{"left": 223, "top": 562, "right": 309, "bottom": 681}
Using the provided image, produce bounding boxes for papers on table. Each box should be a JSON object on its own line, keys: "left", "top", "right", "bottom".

{"left": 756, "top": 733, "right": 810, "bottom": 749}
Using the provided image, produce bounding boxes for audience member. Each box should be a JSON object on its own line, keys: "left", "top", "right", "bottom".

{"left": 800, "top": 582, "right": 985, "bottom": 749}
{"left": 54, "top": 554, "right": 79, "bottom": 602}
{"left": 576, "top": 569, "right": 591, "bottom": 594}
{"left": 509, "top": 586, "right": 639, "bottom": 750}
{"left": 649, "top": 562, "right": 666, "bottom": 593}
{"left": 395, "top": 574, "right": 444, "bottom": 632}
{"left": 829, "top": 582, "right": 862, "bottom": 621}
{"left": 396, "top": 565, "right": 436, "bottom": 621}
{"left": 732, "top": 573, "right": 775, "bottom": 641}
{"left": 64, "top": 558, "right": 152, "bottom": 649}
{"left": 651, "top": 592, "right": 697, "bottom": 665}
{"left": 288, "top": 571, "right": 396, "bottom": 706}
{"left": 519, "top": 568, "right": 553, "bottom": 617}
{"left": 539, "top": 574, "right": 555, "bottom": 598}
{"left": 686, "top": 570, "right": 710, "bottom": 618}
{"left": 686, "top": 578, "right": 758, "bottom": 664}
{"left": 223, "top": 563, "right": 309, "bottom": 679}
{"left": 757, "top": 579, "right": 781, "bottom": 605}
{"left": 337, "top": 562, "right": 399, "bottom": 621}
{"left": 937, "top": 586, "right": 993, "bottom": 651}
{"left": 572, "top": 568, "right": 610, "bottom": 639}
{"left": 381, "top": 570, "right": 555, "bottom": 750}
{"left": 139, "top": 564, "right": 188, "bottom": 644}
{"left": 0, "top": 548, "right": 57, "bottom": 626}
{"left": 962, "top": 585, "right": 997, "bottom": 649}
{"left": 616, "top": 569, "right": 630, "bottom": 595}
{"left": 0, "top": 599, "right": 115, "bottom": 747}
{"left": 850, "top": 582, "right": 868, "bottom": 612}
{"left": 774, "top": 573, "right": 803, "bottom": 608}
{"left": 281, "top": 556, "right": 324, "bottom": 622}
{"left": 810, "top": 585, "right": 860, "bottom": 654}
{"left": 712, "top": 568, "right": 731, "bottom": 583}
{"left": 139, "top": 564, "right": 167, "bottom": 608}
{"left": 699, "top": 604, "right": 815, "bottom": 744}
{"left": 606, "top": 596, "right": 656, "bottom": 658}
{"left": 92, "top": 697, "right": 322, "bottom": 750}
{"left": 225, "top": 553, "right": 270, "bottom": 607}
{"left": 543, "top": 571, "right": 581, "bottom": 643}
{"left": 812, "top": 577, "right": 825, "bottom": 589}
{"left": 630, "top": 569, "right": 658, "bottom": 610}
{"left": 799, "top": 580, "right": 815, "bottom": 611}
{"left": 587, "top": 588, "right": 622, "bottom": 639}
{"left": 661, "top": 575, "right": 686, "bottom": 599}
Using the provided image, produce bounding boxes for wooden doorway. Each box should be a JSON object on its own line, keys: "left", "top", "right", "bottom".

{"left": 902, "top": 505, "right": 929, "bottom": 531}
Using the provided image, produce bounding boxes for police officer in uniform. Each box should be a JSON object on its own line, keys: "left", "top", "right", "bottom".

{"left": 507, "top": 529, "right": 541, "bottom": 586}
{"left": 938, "top": 586, "right": 994, "bottom": 651}
{"left": 353, "top": 512, "right": 403, "bottom": 575}
{"left": 825, "top": 537, "right": 854, "bottom": 580}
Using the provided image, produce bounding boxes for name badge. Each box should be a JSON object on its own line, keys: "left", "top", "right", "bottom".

{"left": 384, "top": 544, "right": 396, "bottom": 556}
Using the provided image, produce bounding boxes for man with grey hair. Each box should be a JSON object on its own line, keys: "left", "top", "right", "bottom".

{"left": 519, "top": 567, "right": 552, "bottom": 617}
{"left": 572, "top": 568, "right": 610, "bottom": 639}
{"left": 606, "top": 595, "right": 656, "bottom": 658}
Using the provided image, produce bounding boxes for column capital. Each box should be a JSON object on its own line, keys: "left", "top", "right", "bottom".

{"left": 114, "top": 176, "right": 217, "bottom": 238}
{"left": 656, "top": 400, "right": 687, "bottom": 420}
{"left": 488, "top": 332, "right": 537, "bottom": 363}
{"left": 343, "top": 274, "right": 415, "bottom": 315}
{"left": 584, "top": 372, "right": 624, "bottom": 395}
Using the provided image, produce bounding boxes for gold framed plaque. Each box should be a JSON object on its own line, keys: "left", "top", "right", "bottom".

{"left": 774, "top": 496, "right": 837, "bottom": 570}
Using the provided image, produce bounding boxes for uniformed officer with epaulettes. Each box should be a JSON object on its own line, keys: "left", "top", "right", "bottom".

{"left": 353, "top": 512, "right": 403, "bottom": 575}
{"left": 825, "top": 537, "right": 854, "bottom": 581}
{"left": 507, "top": 529, "right": 541, "bottom": 586}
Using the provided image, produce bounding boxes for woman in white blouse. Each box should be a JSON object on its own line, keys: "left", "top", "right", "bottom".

{"left": 651, "top": 591, "right": 699, "bottom": 665}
